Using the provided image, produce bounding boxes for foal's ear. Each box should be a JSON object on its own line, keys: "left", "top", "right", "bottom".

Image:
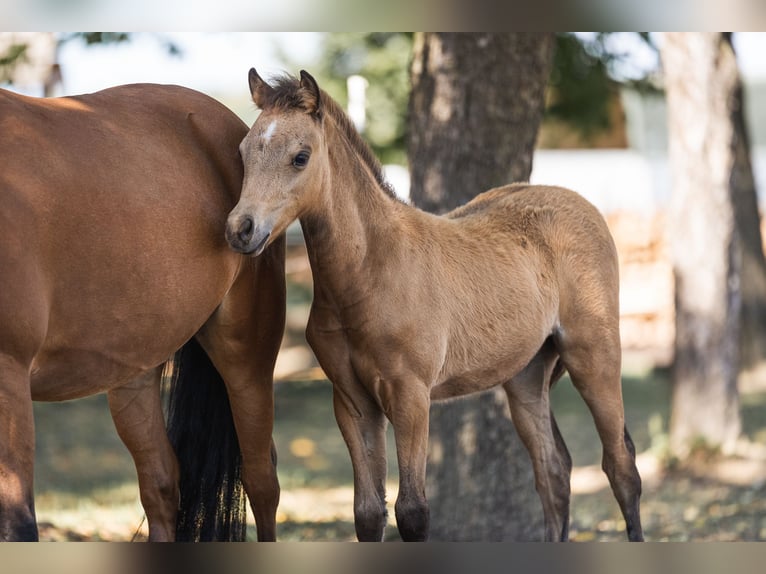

{"left": 248, "top": 67, "right": 274, "bottom": 108}
{"left": 299, "top": 70, "right": 322, "bottom": 119}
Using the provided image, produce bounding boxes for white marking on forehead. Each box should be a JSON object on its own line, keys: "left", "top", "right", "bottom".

{"left": 261, "top": 120, "right": 278, "bottom": 143}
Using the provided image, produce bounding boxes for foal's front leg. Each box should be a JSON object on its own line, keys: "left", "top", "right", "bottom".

{"left": 332, "top": 385, "right": 389, "bottom": 541}
{"left": 387, "top": 382, "right": 431, "bottom": 541}
{"left": 311, "top": 321, "right": 389, "bottom": 541}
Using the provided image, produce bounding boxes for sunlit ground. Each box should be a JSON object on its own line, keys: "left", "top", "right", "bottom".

{"left": 32, "top": 364, "right": 766, "bottom": 542}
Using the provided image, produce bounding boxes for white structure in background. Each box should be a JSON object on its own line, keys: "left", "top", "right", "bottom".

{"left": 380, "top": 83, "right": 766, "bottom": 214}
{"left": 383, "top": 164, "right": 411, "bottom": 203}
{"left": 530, "top": 148, "right": 669, "bottom": 215}
{"left": 346, "top": 73, "right": 412, "bottom": 203}
{"left": 347, "top": 74, "right": 368, "bottom": 133}
{"left": 532, "top": 85, "right": 766, "bottom": 214}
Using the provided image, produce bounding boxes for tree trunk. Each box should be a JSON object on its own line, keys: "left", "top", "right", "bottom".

{"left": 407, "top": 32, "right": 554, "bottom": 540}
{"left": 408, "top": 33, "right": 553, "bottom": 214}
{"left": 729, "top": 40, "right": 766, "bottom": 377}
{"left": 661, "top": 33, "right": 744, "bottom": 457}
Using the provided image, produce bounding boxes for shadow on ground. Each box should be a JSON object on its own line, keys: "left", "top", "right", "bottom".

{"left": 31, "top": 369, "right": 766, "bottom": 541}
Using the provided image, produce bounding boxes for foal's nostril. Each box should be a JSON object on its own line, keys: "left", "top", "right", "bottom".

{"left": 238, "top": 216, "right": 254, "bottom": 243}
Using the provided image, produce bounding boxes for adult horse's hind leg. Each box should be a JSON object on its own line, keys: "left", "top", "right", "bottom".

{"left": 0, "top": 355, "right": 38, "bottom": 541}
{"left": 196, "top": 243, "right": 286, "bottom": 541}
{"left": 108, "top": 367, "right": 179, "bottom": 541}
{"left": 503, "top": 341, "right": 572, "bottom": 541}
{"left": 556, "top": 323, "right": 644, "bottom": 541}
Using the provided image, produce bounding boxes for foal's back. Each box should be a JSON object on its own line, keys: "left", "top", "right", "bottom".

{"left": 447, "top": 183, "right": 614, "bottom": 257}
{"left": 443, "top": 183, "right": 618, "bottom": 303}
{"left": 418, "top": 183, "right": 619, "bottom": 396}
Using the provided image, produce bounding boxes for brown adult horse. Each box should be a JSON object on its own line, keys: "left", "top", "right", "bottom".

{"left": 226, "top": 69, "right": 644, "bottom": 542}
{"left": 0, "top": 84, "right": 285, "bottom": 541}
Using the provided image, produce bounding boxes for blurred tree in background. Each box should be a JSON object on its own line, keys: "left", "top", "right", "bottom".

{"left": 661, "top": 32, "right": 766, "bottom": 459}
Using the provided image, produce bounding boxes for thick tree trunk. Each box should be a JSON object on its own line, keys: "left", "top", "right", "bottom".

{"left": 407, "top": 32, "right": 554, "bottom": 540}
{"left": 408, "top": 33, "right": 553, "bottom": 214}
{"left": 661, "top": 33, "right": 744, "bottom": 457}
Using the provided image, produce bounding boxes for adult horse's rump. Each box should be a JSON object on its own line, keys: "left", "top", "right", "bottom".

{"left": 0, "top": 84, "right": 285, "bottom": 541}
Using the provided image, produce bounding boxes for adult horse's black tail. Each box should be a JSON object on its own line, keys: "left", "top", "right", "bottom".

{"left": 163, "top": 337, "right": 247, "bottom": 541}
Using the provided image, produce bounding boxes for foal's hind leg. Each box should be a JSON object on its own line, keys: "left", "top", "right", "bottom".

{"left": 108, "top": 367, "right": 179, "bottom": 541}
{"left": 556, "top": 323, "right": 644, "bottom": 541}
{"left": 503, "top": 343, "right": 572, "bottom": 541}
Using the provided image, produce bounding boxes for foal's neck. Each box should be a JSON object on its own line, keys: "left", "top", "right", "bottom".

{"left": 300, "top": 116, "right": 404, "bottom": 298}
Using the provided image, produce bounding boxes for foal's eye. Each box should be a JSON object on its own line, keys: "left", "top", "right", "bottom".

{"left": 292, "top": 151, "right": 310, "bottom": 169}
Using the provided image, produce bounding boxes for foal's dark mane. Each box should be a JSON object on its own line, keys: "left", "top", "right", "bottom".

{"left": 263, "top": 75, "right": 398, "bottom": 200}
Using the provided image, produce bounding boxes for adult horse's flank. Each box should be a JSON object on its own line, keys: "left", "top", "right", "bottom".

{"left": 227, "top": 69, "right": 644, "bottom": 542}
{"left": 0, "top": 84, "right": 285, "bottom": 541}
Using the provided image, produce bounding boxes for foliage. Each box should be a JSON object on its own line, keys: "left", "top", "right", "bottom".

{"left": 547, "top": 32, "right": 659, "bottom": 138}
{"left": 65, "top": 32, "right": 132, "bottom": 46}
{"left": 0, "top": 42, "right": 27, "bottom": 83}
{"left": 0, "top": 33, "right": 181, "bottom": 88}
{"left": 61, "top": 32, "right": 182, "bottom": 56}
{"left": 1, "top": 31, "right": 656, "bottom": 153}
{"left": 547, "top": 33, "right": 620, "bottom": 137}
{"left": 276, "top": 33, "right": 413, "bottom": 165}
{"left": 288, "top": 32, "right": 659, "bottom": 160}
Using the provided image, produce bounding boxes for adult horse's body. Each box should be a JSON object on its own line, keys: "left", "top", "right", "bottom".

{"left": 0, "top": 84, "right": 285, "bottom": 541}
{"left": 226, "top": 69, "right": 644, "bottom": 542}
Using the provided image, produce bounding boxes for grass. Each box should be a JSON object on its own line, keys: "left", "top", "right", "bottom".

{"left": 550, "top": 370, "right": 673, "bottom": 467}
{"left": 29, "top": 364, "right": 766, "bottom": 541}
{"left": 30, "top": 371, "right": 674, "bottom": 501}
{"left": 33, "top": 395, "right": 138, "bottom": 506}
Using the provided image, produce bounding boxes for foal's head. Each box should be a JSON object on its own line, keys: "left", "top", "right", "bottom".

{"left": 226, "top": 68, "right": 327, "bottom": 255}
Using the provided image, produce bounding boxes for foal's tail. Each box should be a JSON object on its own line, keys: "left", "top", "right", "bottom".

{"left": 164, "top": 337, "right": 247, "bottom": 541}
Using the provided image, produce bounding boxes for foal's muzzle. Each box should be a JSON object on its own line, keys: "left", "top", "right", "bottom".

{"left": 225, "top": 215, "right": 271, "bottom": 256}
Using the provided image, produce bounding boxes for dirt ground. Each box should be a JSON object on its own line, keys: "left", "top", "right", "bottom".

{"left": 31, "top": 375, "right": 766, "bottom": 542}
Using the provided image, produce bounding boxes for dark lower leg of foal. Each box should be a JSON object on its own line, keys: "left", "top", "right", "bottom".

{"left": 556, "top": 316, "right": 643, "bottom": 541}
{"left": 550, "top": 410, "right": 573, "bottom": 540}
{"left": 568, "top": 368, "right": 643, "bottom": 541}
{"left": 0, "top": 508, "right": 38, "bottom": 541}
{"left": 390, "top": 386, "right": 430, "bottom": 542}
{"left": 332, "top": 389, "right": 388, "bottom": 541}
{"left": 603, "top": 425, "right": 643, "bottom": 541}
{"left": 504, "top": 380, "right": 572, "bottom": 542}
{"left": 394, "top": 472, "right": 429, "bottom": 541}
{"left": 593, "top": 408, "right": 643, "bottom": 541}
